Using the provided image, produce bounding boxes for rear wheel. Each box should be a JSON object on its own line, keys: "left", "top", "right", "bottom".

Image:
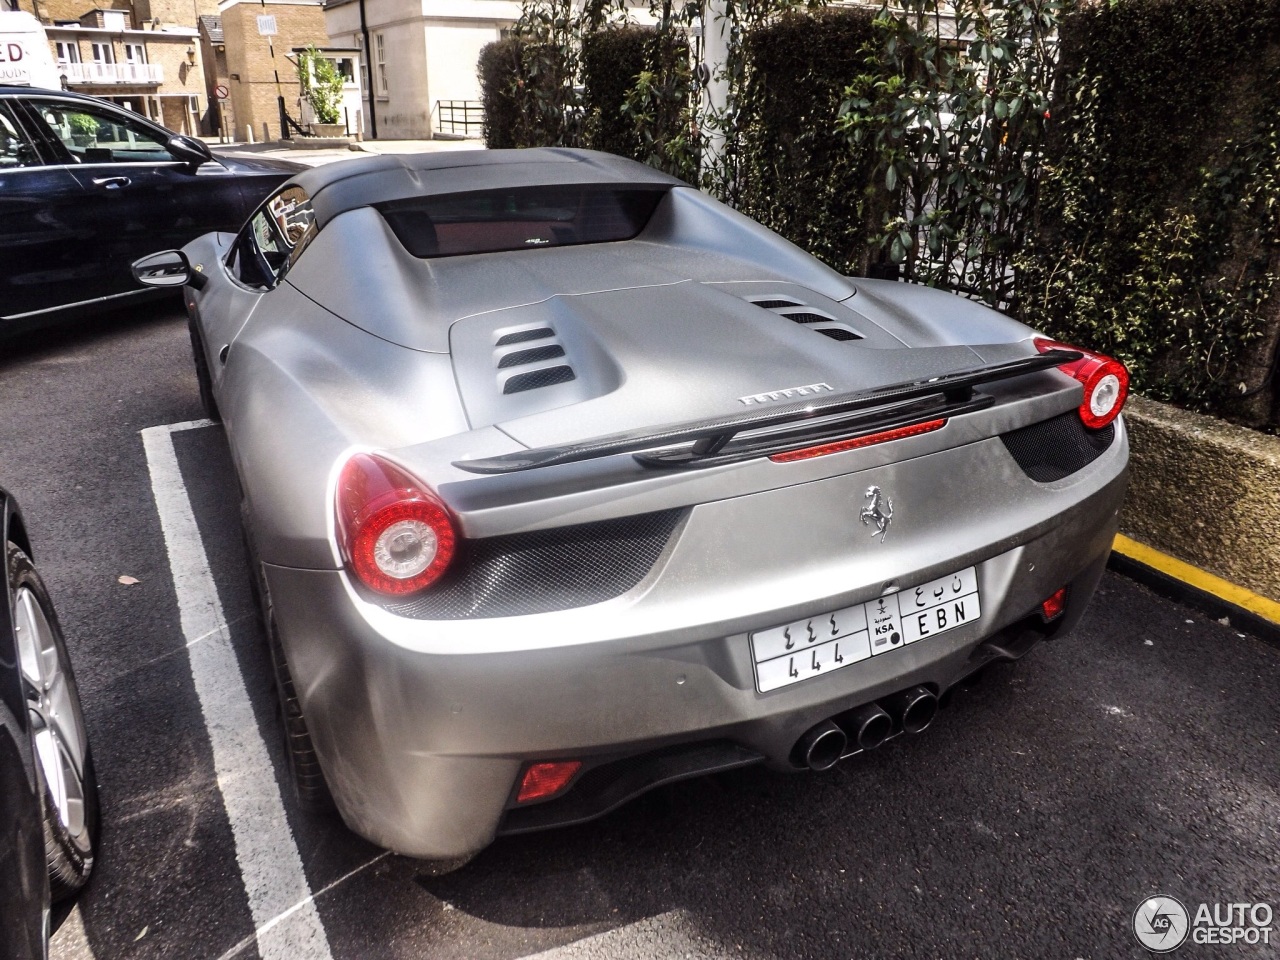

{"left": 8, "top": 542, "right": 99, "bottom": 900}
{"left": 188, "top": 316, "right": 220, "bottom": 423}
{"left": 240, "top": 510, "right": 333, "bottom": 814}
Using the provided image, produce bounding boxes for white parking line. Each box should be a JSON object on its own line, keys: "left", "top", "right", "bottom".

{"left": 517, "top": 910, "right": 765, "bottom": 960}
{"left": 141, "top": 419, "right": 332, "bottom": 960}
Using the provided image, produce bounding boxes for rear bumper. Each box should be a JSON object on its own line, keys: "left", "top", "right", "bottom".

{"left": 265, "top": 432, "right": 1128, "bottom": 859}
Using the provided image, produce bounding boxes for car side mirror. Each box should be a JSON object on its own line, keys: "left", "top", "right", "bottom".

{"left": 167, "top": 134, "right": 213, "bottom": 167}
{"left": 132, "top": 249, "right": 207, "bottom": 289}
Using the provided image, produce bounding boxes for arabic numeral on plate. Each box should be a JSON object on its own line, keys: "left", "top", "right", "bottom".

{"left": 811, "top": 650, "right": 821, "bottom": 671}
{"left": 834, "top": 643, "right": 844, "bottom": 664}
{"left": 788, "top": 657, "right": 799, "bottom": 679}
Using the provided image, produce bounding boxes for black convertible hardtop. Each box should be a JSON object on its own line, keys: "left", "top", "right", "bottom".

{"left": 292, "top": 148, "right": 686, "bottom": 227}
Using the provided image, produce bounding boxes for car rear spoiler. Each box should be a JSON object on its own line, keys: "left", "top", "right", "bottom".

{"left": 452, "top": 349, "right": 1081, "bottom": 474}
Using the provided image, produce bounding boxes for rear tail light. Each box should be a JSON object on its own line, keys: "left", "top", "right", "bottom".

{"left": 517, "top": 761, "right": 582, "bottom": 803}
{"left": 1035, "top": 339, "right": 1129, "bottom": 429}
{"left": 336, "top": 453, "right": 457, "bottom": 596}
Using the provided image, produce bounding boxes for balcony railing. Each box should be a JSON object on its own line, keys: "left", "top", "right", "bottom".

{"left": 61, "top": 62, "right": 164, "bottom": 85}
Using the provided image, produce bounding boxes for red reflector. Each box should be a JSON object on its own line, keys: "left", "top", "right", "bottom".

{"left": 1041, "top": 587, "right": 1067, "bottom": 622}
{"left": 517, "top": 761, "right": 582, "bottom": 804}
{"left": 769, "top": 419, "right": 947, "bottom": 464}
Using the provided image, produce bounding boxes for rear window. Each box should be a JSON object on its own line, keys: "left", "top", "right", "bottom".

{"left": 374, "top": 184, "right": 669, "bottom": 258}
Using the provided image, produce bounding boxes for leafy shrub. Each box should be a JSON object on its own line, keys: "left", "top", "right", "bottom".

{"left": 1018, "top": 0, "right": 1280, "bottom": 424}
{"left": 839, "top": 0, "right": 1063, "bottom": 306}
{"left": 581, "top": 26, "right": 651, "bottom": 159}
{"left": 478, "top": 39, "right": 523, "bottom": 149}
{"left": 737, "top": 8, "right": 880, "bottom": 275}
{"left": 297, "top": 46, "right": 345, "bottom": 125}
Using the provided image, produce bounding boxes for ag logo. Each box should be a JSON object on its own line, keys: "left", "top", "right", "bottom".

{"left": 1133, "top": 895, "right": 1190, "bottom": 953}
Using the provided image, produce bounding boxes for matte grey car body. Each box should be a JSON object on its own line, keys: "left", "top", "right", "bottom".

{"left": 146, "top": 148, "right": 1128, "bottom": 860}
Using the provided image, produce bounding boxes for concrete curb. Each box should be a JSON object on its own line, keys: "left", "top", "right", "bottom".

{"left": 1119, "top": 395, "right": 1280, "bottom": 602}
{"left": 1108, "top": 535, "right": 1280, "bottom": 647}
{"left": 1109, "top": 395, "right": 1280, "bottom": 645}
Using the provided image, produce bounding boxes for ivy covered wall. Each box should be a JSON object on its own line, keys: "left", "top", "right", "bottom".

{"left": 1019, "top": 0, "right": 1280, "bottom": 425}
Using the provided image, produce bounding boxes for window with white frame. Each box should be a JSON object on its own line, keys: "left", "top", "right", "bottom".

{"left": 374, "top": 32, "right": 387, "bottom": 96}
{"left": 123, "top": 43, "right": 146, "bottom": 64}
{"left": 55, "top": 41, "right": 81, "bottom": 65}
{"left": 91, "top": 42, "right": 114, "bottom": 64}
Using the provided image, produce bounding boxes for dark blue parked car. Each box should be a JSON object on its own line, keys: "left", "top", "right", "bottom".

{"left": 0, "top": 86, "right": 302, "bottom": 332}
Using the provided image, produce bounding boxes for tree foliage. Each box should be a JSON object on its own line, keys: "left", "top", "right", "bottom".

{"left": 297, "top": 46, "right": 345, "bottom": 126}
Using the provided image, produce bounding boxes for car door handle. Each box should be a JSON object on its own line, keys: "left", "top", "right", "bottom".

{"left": 92, "top": 176, "right": 131, "bottom": 189}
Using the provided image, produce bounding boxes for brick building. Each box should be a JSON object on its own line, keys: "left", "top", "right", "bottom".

{"left": 220, "top": 0, "right": 327, "bottom": 142}
{"left": 13, "top": 0, "right": 216, "bottom": 132}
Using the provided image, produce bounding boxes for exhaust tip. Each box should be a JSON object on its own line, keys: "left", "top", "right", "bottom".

{"left": 884, "top": 685, "right": 938, "bottom": 735}
{"left": 848, "top": 703, "right": 893, "bottom": 752}
{"left": 795, "top": 719, "right": 847, "bottom": 771}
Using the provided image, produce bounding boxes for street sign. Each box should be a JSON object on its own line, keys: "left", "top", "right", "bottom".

{"left": 214, "top": 83, "right": 229, "bottom": 100}
{"left": 256, "top": 14, "right": 277, "bottom": 36}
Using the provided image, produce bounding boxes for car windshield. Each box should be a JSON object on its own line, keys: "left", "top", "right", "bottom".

{"left": 374, "top": 184, "right": 669, "bottom": 258}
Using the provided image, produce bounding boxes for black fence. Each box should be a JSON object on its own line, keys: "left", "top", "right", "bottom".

{"left": 435, "top": 100, "right": 484, "bottom": 138}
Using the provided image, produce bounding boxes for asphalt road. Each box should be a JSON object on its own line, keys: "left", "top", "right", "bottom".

{"left": 1, "top": 302, "right": 1277, "bottom": 960}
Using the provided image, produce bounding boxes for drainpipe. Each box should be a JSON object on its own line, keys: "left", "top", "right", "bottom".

{"left": 358, "top": 0, "right": 376, "bottom": 139}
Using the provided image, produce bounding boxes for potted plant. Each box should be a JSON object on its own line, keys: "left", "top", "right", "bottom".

{"left": 69, "top": 113, "right": 99, "bottom": 147}
{"left": 298, "top": 46, "right": 346, "bottom": 138}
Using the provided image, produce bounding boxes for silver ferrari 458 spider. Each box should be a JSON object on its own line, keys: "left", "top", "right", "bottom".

{"left": 133, "top": 148, "right": 1129, "bottom": 862}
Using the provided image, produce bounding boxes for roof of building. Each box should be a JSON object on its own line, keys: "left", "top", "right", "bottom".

{"left": 199, "top": 14, "right": 223, "bottom": 43}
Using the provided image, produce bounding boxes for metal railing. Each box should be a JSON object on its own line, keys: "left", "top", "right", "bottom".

{"left": 435, "top": 100, "right": 483, "bottom": 138}
{"left": 62, "top": 62, "right": 164, "bottom": 85}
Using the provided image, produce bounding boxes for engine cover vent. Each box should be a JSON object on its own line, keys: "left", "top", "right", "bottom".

{"left": 503, "top": 365, "right": 577, "bottom": 394}
{"left": 743, "top": 296, "right": 864, "bottom": 343}
{"left": 496, "top": 327, "right": 555, "bottom": 347}
{"left": 494, "top": 326, "right": 577, "bottom": 394}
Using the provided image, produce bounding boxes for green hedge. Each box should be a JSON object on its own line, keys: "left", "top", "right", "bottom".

{"left": 1019, "top": 0, "right": 1280, "bottom": 425}
{"left": 478, "top": 37, "right": 577, "bottom": 148}
{"left": 735, "top": 8, "right": 880, "bottom": 276}
{"left": 478, "top": 39, "right": 523, "bottom": 149}
{"left": 581, "top": 26, "right": 651, "bottom": 160}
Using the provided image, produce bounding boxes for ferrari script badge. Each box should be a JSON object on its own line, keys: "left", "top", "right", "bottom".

{"left": 860, "top": 486, "right": 893, "bottom": 542}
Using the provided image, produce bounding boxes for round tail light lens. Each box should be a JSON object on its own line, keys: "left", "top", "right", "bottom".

{"left": 1035, "top": 339, "right": 1130, "bottom": 429}
{"left": 336, "top": 453, "right": 457, "bottom": 596}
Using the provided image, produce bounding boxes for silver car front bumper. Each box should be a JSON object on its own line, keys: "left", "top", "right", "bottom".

{"left": 265, "top": 429, "right": 1129, "bottom": 858}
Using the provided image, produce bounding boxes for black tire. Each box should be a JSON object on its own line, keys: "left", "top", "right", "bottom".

{"left": 267, "top": 615, "right": 335, "bottom": 815}
{"left": 7, "top": 542, "right": 100, "bottom": 901}
{"left": 238, "top": 510, "right": 334, "bottom": 814}
{"left": 188, "top": 315, "right": 221, "bottom": 423}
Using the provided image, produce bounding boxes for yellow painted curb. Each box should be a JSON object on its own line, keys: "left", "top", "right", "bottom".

{"left": 1112, "top": 534, "right": 1280, "bottom": 626}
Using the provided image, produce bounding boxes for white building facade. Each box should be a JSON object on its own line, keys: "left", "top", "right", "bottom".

{"left": 322, "top": 0, "right": 520, "bottom": 139}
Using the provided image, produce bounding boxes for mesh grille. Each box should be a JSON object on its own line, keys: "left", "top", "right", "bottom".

{"left": 1001, "top": 412, "right": 1116, "bottom": 482}
{"left": 748, "top": 299, "right": 802, "bottom": 309}
{"left": 781, "top": 312, "right": 835, "bottom": 324}
{"left": 498, "top": 344, "right": 566, "bottom": 368}
{"left": 503, "top": 365, "right": 577, "bottom": 394}
{"left": 496, "top": 327, "right": 554, "bottom": 347}
{"left": 817, "top": 328, "right": 861, "bottom": 341}
{"left": 381, "top": 509, "right": 686, "bottom": 619}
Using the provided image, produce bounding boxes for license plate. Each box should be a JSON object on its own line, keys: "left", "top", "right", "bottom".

{"left": 750, "top": 567, "right": 981, "bottom": 693}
